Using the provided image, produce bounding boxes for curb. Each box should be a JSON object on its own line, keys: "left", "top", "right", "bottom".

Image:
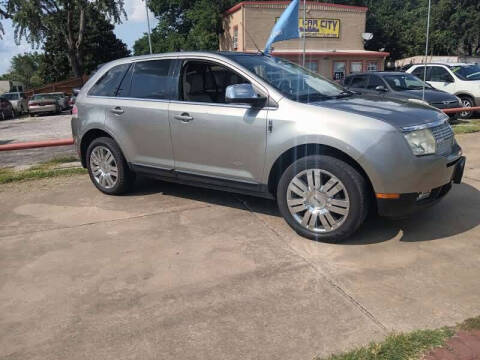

{"left": 0, "top": 139, "right": 74, "bottom": 152}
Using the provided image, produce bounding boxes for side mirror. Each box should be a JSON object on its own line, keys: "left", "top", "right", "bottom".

{"left": 225, "top": 84, "right": 266, "bottom": 107}
{"left": 375, "top": 85, "right": 388, "bottom": 92}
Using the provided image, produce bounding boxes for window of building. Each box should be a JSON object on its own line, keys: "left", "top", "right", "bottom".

{"left": 88, "top": 63, "right": 131, "bottom": 97}
{"left": 181, "top": 61, "right": 248, "bottom": 104}
{"left": 333, "top": 61, "right": 346, "bottom": 81}
{"left": 350, "top": 61, "right": 363, "bottom": 74}
{"left": 233, "top": 26, "right": 239, "bottom": 51}
{"left": 130, "top": 60, "right": 174, "bottom": 100}
{"left": 305, "top": 61, "right": 318, "bottom": 73}
{"left": 367, "top": 61, "right": 378, "bottom": 72}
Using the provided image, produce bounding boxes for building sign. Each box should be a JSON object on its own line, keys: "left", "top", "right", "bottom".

{"left": 300, "top": 18, "right": 340, "bottom": 38}
{"left": 274, "top": 17, "right": 340, "bottom": 38}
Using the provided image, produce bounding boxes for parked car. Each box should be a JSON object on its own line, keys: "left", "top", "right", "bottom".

{"left": 343, "top": 72, "right": 461, "bottom": 119}
{"left": 2, "top": 92, "right": 28, "bottom": 115}
{"left": 49, "top": 92, "right": 69, "bottom": 110}
{"left": 0, "top": 96, "right": 15, "bottom": 120}
{"left": 406, "top": 63, "right": 480, "bottom": 119}
{"left": 72, "top": 52, "right": 465, "bottom": 242}
{"left": 28, "top": 94, "right": 61, "bottom": 116}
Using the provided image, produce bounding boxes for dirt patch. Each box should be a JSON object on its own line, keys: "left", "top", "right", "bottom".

{"left": 424, "top": 330, "right": 480, "bottom": 360}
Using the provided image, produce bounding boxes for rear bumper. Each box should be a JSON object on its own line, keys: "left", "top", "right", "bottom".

{"left": 29, "top": 105, "right": 57, "bottom": 113}
{"left": 377, "top": 156, "right": 466, "bottom": 217}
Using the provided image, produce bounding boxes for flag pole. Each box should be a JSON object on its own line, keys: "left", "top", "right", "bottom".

{"left": 302, "top": 0, "right": 306, "bottom": 67}
{"left": 145, "top": 0, "right": 153, "bottom": 54}
{"left": 422, "top": 0, "right": 431, "bottom": 101}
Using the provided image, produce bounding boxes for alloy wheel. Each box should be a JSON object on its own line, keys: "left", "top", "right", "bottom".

{"left": 287, "top": 169, "right": 350, "bottom": 233}
{"left": 89, "top": 146, "right": 119, "bottom": 189}
{"left": 460, "top": 99, "right": 473, "bottom": 118}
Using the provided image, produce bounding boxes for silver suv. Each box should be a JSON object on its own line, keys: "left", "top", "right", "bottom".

{"left": 72, "top": 52, "right": 466, "bottom": 242}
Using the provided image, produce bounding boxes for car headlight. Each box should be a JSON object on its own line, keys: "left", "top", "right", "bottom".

{"left": 404, "top": 128, "right": 436, "bottom": 156}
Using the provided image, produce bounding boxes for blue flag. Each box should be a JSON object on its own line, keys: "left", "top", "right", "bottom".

{"left": 264, "top": 0, "right": 300, "bottom": 54}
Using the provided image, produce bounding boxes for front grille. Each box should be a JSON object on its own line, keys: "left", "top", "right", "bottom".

{"left": 430, "top": 100, "right": 459, "bottom": 109}
{"left": 431, "top": 123, "right": 454, "bottom": 156}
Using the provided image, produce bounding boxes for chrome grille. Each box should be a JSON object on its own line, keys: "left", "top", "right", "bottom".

{"left": 431, "top": 123, "right": 454, "bottom": 156}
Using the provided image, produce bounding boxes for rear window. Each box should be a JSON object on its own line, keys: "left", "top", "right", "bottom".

{"left": 130, "top": 60, "right": 174, "bottom": 100}
{"left": 89, "top": 63, "right": 131, "bottom": 97}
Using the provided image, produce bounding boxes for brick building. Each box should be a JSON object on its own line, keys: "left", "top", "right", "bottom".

{"left": 220, "top": 1, "right": 389, "bottom": 80}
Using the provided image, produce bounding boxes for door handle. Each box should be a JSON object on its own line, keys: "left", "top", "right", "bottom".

{"left": 174, "top": 113, "right": 193, "bottom": 122}
{"left": 111, "top": 107, "right": 124, "bottom": 115}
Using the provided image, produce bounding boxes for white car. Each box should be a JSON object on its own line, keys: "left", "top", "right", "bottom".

{"left": 407, "top": 63, "right": 480, "bottom": 119}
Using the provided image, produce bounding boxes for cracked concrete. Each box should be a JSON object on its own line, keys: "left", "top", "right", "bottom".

{"left": 0, "top": 133, "right": 479, "bottom": 360}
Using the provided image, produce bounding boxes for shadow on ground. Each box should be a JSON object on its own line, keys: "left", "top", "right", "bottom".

{"left": 129, "top": 177, "right": 480, "bottom": 245}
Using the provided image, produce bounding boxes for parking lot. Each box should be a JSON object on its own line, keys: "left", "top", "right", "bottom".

{"left": 0, "top": 131, "right": 479, "bottom": 359}
{"left": 0, "top": 113, "right": 75, "bottom": 167}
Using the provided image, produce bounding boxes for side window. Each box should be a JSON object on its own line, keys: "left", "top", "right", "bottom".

{"left": 430, "top": 67, "right": 454, "bottom": 82}
{"left": 117, "top": 65, "right": 134, "bottom": 98}
{"left": 130, "top": 59, "right": 174, "bottom": 100}
{"left": 88, "top": 63, "right": 130, "bottom": 97}
{"left": 412, "top": 66, "right": 429, "bottom": 80}
{"left": 343, "top": 77, "right": 352, "bottom": 87}
{"left": 367, "top": 75, "right": 385, "bottom": 89}
{"left": 181, "top": 61, "right": 249, "bottom": 104}
{"left": 350, "top": 75, "right": 368, "bottom": 89}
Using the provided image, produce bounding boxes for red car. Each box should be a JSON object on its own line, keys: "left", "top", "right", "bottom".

{"left": 0, "top": 96, "right": 15, "bottom": 120}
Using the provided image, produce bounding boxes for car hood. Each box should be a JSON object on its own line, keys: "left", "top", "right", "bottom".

{"left": 309, "top": 95, "right": 447, "bottom": 129}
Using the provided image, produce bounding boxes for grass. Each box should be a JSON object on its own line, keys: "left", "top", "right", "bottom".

{"left": 318, "top": 316, "right": 480, "bottom": 360}
{"left": 0, "top": 156, "right": 86, "bottom": 184}
{"left": 452, "top": 119, "right": 480, "bottom": 134}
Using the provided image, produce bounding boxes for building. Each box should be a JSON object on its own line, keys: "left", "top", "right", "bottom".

{"left": 396, "top": 56, "right": 480, "bottom": 69}
{"left": 220, "top": 1, "right": 389, "bottom": 80}
{"left": 0, "top": 80, "right": 25, "bottom": 95}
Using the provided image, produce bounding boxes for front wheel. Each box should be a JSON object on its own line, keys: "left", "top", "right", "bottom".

{"left": 277, "top": 155, "right": 369, "bottom": 243}
{"left": 86, "top": 137, "right": 135, "bottom": 195}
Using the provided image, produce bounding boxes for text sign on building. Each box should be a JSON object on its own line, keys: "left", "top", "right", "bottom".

{"left": 274, "top": 17, "right": 341, "bottom": 38}
{"left": 300, "top": 18, "right": 340, "bottom": 38}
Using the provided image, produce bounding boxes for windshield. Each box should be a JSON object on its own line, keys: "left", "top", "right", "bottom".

{"left": 3, "top": 93, "right": 19, "bottom": 100}
{"left": 383, "top": 74, "right": 432, "bottom": 91}
{"left": 449, "top": 64, "right": 480, "bottom": 81}
{"left": 226, "top": 54, "right": 347, "bottom": 102}
{"left": 31, "top": 94, "right": 54, "bottom": 100}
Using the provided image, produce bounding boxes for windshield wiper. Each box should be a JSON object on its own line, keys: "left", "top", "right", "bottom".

{"left": 335, "top": 90, "right": 355, "bottom": 99}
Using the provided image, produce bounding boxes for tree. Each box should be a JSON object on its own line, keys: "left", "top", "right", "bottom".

{"left": 7, "top": 0, "right": 126, "bottom": 77}
{"left": 42, "top": 4, "right": 130, "bottom": 83}
{"left": 1, "top": 52, "right": 46, "bottom": 89}
{"left": 134, "top": 0, "right": 237, "bottom": 55}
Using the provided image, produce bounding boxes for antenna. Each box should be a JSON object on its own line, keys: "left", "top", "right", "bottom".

{"left": 245, "top": 27, "right": 264, "bottom": 55}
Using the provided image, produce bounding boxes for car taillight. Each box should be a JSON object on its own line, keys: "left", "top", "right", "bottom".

{"left": 72, "top": 105, "right": 78, "bottom": 115}
{"left": 30, "top": 102, "right": 38, "bottom": 106}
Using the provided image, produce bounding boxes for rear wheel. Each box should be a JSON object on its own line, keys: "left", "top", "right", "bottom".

{"left": 277, "top": 155, "right": 369, "bottom": 242}
{"left": 86, "top": 137, "right": 135, "bottom": 195}
{"left": 459, "top": 96, "right": 474, "bottom": 119}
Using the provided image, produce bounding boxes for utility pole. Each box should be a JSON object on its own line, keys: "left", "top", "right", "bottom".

{"left": 145, "top": 0, "right": 153, "bottom": 54}
{"left": 422, "top": 0, "right": 431, "bottom": 101}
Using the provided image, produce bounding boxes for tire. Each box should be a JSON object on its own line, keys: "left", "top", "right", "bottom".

{"left": 277, "top": 155, "right": 369, "bottom": 243}
{"left": 86, "top": 137, "right": 135, "bottom": 195}
{"left": 459, "top": 96, "right": 474, "bottom": 119}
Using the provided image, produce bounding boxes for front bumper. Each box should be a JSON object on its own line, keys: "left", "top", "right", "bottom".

{"left": 377, "top": 156, "right": 466, "bottom": 217}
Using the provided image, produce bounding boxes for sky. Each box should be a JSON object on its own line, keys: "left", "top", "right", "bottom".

{"left": 0, "top": 0, "right": 157, "bottom": 75}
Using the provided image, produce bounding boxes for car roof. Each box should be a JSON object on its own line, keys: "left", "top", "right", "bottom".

{"left": 345, "top": 71, "right": 404, "bottom": 77}
{"left": 411, "top": 62, "right": 475, "bottom": 67}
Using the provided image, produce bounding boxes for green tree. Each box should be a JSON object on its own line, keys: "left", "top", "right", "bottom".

{"left": 7, "top": 0, "right": 126, "bottom": 77}
{"left": 42, "top": 4, "right": 130, "bottom": 83}
{"left": 1, "top": 52, "right": 46, "bottom": 89}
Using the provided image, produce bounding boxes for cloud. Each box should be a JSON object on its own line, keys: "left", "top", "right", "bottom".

{"left": 125, "top": 0, "right": 154, "bottom": 23}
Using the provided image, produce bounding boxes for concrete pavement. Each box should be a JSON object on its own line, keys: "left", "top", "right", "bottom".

{"left": 0, "top": 134, "right": 479, "bottom": 360}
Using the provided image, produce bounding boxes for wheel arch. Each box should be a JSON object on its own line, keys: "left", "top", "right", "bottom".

{"left": 267, "top": 143, "right": 375, "bottom": 200}
{"left": 79, "top": 128, "right": 114, "bottom": 167}
{"left": 455, "top": 93, "right": 475, "bottom": 104}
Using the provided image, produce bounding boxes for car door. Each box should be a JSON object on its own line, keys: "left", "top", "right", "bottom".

{"left": 365, "top": 74, "right": 389, "bottom": 96}
{"left": 102, "top": 59, "right": 176, "bottom": 169}
{"left": 427, "top": 66, "right": 456, "bottom": 94}
{"left": 169, "top": 58, "right": 268, "bottom": 183}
